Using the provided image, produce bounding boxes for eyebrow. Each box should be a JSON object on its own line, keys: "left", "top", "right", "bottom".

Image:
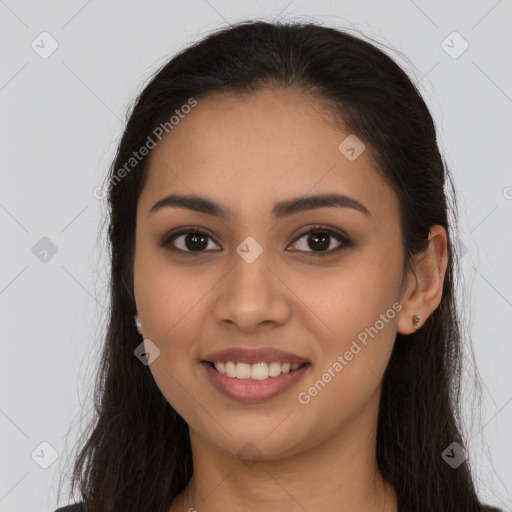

{"left": 149, "top": 192, "right": 371, "bottom": 219}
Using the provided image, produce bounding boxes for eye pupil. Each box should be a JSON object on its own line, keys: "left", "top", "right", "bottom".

{"left": 308, "top": 233, "right": 330, "bottom": 251}
{"left": 185, "top": 233, "right": 208, "bottom": 251}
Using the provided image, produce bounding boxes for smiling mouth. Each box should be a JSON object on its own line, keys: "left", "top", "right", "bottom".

{"left": 202, "top": 360, "right": 310, "bottom": 380}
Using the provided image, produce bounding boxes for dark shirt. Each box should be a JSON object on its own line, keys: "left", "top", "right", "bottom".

{"left": 54, "top": 503, "right": 504, "bottom": 512}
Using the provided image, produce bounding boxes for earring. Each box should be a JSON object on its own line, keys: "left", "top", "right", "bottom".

{"left": 412, "top": 314, "right": 421, "bottom": 330}
{"left": 134, "top": 315, "right": 143, "bottom": 335}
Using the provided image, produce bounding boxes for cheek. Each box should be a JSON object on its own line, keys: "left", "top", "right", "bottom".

{"left": 134, "top": 245, "right": 205, "bottom": 339}
{"left": 296, "top": 256, "right": 401, "bottom": 344}
{"left": 133, "top": 248, "right": 213, "bottom": 401}
{"left": 296, "top": 310, "right": 397, "bottom": 439}
{"left": 295, "top": 256, "right": 401, "bottom": 410}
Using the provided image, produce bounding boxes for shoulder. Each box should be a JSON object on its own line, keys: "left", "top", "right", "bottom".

{"left": 54, "top": 504, "right": 84, "bottom": 512}
{"left": 481, "top": 505, "right": 504, "bottom": 512}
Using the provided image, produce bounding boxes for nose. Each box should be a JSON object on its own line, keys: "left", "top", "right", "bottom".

{"left": 212, "top": 246, "right": 292, "bottom": 333}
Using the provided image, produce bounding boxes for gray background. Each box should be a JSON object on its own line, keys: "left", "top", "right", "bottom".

{"left": 0, "top": 1, "right": 511, "bottom": 511}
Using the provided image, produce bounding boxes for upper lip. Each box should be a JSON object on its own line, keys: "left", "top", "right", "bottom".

{"left": 202, "top": 347, "right": 310, "bottom": 365}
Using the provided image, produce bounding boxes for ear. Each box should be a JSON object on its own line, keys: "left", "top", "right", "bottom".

{"left": 397, "top": 225, "right": 449, "bottom": 335}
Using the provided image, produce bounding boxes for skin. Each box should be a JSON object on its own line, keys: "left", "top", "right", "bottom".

{"left": 133, "top": 87, "right": 448, "bottom": 512}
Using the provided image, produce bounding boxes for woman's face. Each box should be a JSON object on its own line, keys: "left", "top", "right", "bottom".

{"left": 133, "top": 88, "right": 410, "bottom": 461}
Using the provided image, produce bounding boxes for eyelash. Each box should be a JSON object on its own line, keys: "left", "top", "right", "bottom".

{"left": 159, "top": 224, "right": 353, "bottom": 258}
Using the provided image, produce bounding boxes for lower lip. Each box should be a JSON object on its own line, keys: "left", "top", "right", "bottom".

{"left": 201, "top": 362, "right": 311, "bottom": 402}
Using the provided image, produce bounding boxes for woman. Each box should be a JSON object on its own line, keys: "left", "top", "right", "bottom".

{"left": 55, "top": 20, "right": 504, "bottom": 512}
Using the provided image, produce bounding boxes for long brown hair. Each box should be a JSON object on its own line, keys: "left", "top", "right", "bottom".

{"left": 59, "top": 20, "right": 491, "bottom": 511}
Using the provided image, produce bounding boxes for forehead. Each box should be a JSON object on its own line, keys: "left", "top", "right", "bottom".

{"left": 140, "top": 88, "right": 397, "bottom": 220}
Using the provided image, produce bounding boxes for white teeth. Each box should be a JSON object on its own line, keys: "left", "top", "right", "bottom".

{"left": 235, "top": 362, "right": 252, "bottom": 379}
{"left": 213, "top": 361, "right": 304, "bottom": 379}
{"left": 268, "top": 361, "right": 282, "bottom": 377}
{"left": 225, "top": 361, "right": 236, "bottom": 378}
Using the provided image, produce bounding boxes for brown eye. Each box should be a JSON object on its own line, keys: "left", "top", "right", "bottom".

{"left": 160, "top": 228, "right": 220, "bottom": 253}
{"left": 159, "top": 225, "right": 352, "bottom": 257}
{"left": 287, "top": 226, "right": 353, "bottom": 257}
